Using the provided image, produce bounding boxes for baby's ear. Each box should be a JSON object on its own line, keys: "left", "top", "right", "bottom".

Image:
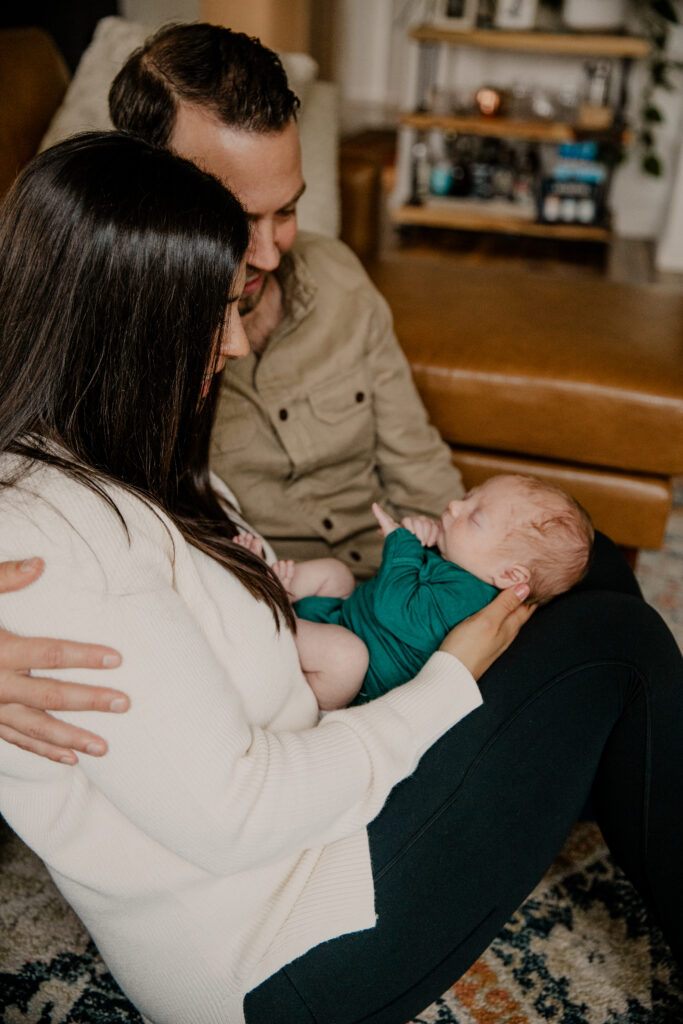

{"left": 493, "top": 564, "right": 531, "bottom": 590}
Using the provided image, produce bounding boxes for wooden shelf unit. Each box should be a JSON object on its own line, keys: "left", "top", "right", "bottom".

{"left": 409, "top": 25, "right": 649, "bottom": 58}
{"left": 400, "top": 112, "right": 631, "bottom": 144}
{"left": 392, "top": 26, "right": 648, "bottom": 244}
{"left": 391, "top": 201, "right": 611, "bottom": 242}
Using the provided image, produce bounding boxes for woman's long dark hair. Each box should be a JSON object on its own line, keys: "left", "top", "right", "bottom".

{"left": 0, "top": 131, "right": 294, "bottom": 628}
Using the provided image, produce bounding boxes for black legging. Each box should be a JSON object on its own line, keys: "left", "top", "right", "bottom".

{"left": 245, "top": 533, "right": 683, "bottom": 1024}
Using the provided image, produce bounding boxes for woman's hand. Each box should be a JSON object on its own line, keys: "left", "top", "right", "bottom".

{"left": 439, "top": 584, "right": 534, "bottom": 680}
{"left": 0, "top": 558, "right": 128, "bottom": 765}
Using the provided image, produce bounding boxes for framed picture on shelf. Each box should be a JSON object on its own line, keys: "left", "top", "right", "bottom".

{"left": 494, "top": 0, "right": 538, "bottom": 30}
{"left": 431, "top": 0, "right": 479, "bottom": 30}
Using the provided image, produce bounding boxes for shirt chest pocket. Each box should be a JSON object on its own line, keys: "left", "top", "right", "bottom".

{"left": 307, "top": 368, "right": 373, "bottom": 432}
{"left": 211, "top": 393, "right": 258, "bottom": 454}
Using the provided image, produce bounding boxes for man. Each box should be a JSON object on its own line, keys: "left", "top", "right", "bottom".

{"left": 109, "top": 22, "right": 463, "bottom": 577}
{"left": 0, "top": 23, "right": 462, "bottom": 760}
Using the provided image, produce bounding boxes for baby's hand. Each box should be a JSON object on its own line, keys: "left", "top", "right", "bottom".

{"left": 271, "top": 559, "right": 296, "bottom": 597}
{"left": 372, "top": 502, "right": 399, "bottom": 538}
{"left": 234, "top": 531, "right": 264, "bottom": 558}
{"left": 400, "top": 514, "right": 440, "bottom": 548}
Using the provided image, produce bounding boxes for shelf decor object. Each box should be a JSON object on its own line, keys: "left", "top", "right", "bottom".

{"left": 431, "top": 0, "right": 480, "bottom": 31}
{"left": 392, "top": 24, "right": 649, "bottom": 244}
{"left": 561, "top": 0, "right": 626, "bottom": 32}
{"left": 494, "top": 0, "right": 539, "bottom": 30}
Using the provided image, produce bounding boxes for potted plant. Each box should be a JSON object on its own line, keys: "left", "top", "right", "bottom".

{"left": 540, "top": 0, "right": 682, "bottom": 175}
{"left": 632, "top": 0, "right": 682, "bottom": 175}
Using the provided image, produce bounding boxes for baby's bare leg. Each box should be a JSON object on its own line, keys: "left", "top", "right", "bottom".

{"left": 295, "top": 618, "right": 369, "bottom": 710}
{"left": 276, "top": 558, "right": 356, "bottom": 602}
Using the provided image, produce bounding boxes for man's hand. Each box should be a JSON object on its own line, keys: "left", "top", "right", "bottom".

{"left": 439, "top": 584, "right": 535, "bottom": 680}
{"left": 0, "top": 558, "right": 127, "bottom": 765}
{"left": 399, "top": 514, "right": 440, "bottom": 548}
{"left": 372, "top": 503, "right": 400, "bottom": 538}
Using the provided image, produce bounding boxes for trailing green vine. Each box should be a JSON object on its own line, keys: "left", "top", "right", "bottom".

{"left": 635, "top": 0, "right": 682, "bottom": 175}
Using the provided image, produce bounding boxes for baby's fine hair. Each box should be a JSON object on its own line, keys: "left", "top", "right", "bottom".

{"left": 498, "top": 475, "right": 594, "bottom": 604}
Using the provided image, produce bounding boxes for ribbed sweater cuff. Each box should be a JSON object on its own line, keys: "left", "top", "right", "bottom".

{"left": 379, "top": 651, "right": 483, "bottom": 759}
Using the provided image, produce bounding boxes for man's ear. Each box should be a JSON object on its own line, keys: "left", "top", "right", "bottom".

{"left": 493, "top": 563, "right": 531, "bottom": 590}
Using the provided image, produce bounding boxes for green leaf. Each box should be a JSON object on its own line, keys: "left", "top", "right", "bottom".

{"left": 639, "top": 129, "right": 655, "bottom": 146}
{"left": 652, "top": 0, "right": 679, "bottom": 23}
{"left": 650, "top": 59, "right": 667, "bottom": 82}
{"left": 643, "top": 104, "right": 664, "bottom": 122}
{"left": 642, "top": 153, "right": 663, "bottom": 176}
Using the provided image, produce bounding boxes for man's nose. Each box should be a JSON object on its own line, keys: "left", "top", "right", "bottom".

{"left": 247, "top": 219, "right": 281, "bottom": 273}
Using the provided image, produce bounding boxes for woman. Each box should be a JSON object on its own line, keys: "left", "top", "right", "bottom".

{"left": 0, "top": 134, "right": 680, "bottom": 1024}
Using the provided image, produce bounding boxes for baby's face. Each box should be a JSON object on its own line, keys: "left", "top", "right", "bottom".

{"left": 436, "top": 476, "right": 531, "bottom": 587}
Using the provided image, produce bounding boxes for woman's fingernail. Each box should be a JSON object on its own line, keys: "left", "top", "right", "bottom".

{"left": 102, "top": 654, "right": 121, "bottom": 667}
{"left": 514, "top": 583, "right": 530, "bottom": 600}
{"left": 109, "top": 697, "right": 128, "bottom": 712}
{"left": 60, "top": 755, "right": 77, "bottom": 765}
{"left": 86, "top": 742, "right": 106, "bottom": 756}
{"left": 19, "top": 557, "right": 41, "bottom": 572}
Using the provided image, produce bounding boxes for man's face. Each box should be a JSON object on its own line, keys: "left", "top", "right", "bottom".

{"left": 171, "top": 106, "right": 305, "bottom": 315}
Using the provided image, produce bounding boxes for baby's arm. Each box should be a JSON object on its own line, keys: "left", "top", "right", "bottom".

{"left": 271, "top": 558, "right": 356, "bottom": 603}
{"left": 234, "top": 533, "right": 355, "bottom": 602}
{"left": 372, "top": 503, "right": 440, "bottom": 547}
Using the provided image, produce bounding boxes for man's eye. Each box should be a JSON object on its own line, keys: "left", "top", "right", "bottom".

{"left": 278, "top": 207, "right": 296, "bottom": 217}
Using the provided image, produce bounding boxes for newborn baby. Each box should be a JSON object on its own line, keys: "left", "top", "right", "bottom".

{"left": 240, "top": 474, "right": 594, "bottom": 710}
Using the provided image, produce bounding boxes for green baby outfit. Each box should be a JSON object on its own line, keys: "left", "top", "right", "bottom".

{"left": 294, "top": 527, "right": 498, "bottom": 702}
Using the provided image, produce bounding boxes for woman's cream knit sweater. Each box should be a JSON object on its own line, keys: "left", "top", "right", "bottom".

{"left": 0, "top": 460, "right": 482, "bottom": 1024}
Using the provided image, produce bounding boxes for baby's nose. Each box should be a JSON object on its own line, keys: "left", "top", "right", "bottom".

{"left": 448, "top": 499, "right": 462, "bottom": 515}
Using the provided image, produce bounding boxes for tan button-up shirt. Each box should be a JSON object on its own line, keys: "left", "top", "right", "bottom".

{"left": 210, "top": 232, "right": 463, "bottom": 577}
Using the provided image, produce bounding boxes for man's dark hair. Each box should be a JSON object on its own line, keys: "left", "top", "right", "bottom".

{"left": 109, "top": 22, "right": 301, "bottom": 146}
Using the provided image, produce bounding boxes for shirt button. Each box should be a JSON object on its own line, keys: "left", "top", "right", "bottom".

{"left": 279, "top": 409, "right": 288, "bottom": 421}
{"left": 350, "top": 551, "right": 361, "bottom": 562}
{"left": 355, "top": 392, "right": 365, "bottom": 403}
{"left": 323, "top": 518, "right": 333, "bottom": 530}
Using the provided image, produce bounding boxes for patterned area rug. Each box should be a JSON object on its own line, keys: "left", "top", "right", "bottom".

{"left": 1, "top": 509, "right": 682, "bottom": 1024}
{"left": 635, "top": 505, "right": 683, "bottom": 652}
{"left": 410, "top": 822, "right": 683, "bottom": 1024}
{"left": 2, "top": 819, "right": 682, "bottom": 1024}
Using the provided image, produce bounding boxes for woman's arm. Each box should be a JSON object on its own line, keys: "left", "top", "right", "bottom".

{"left": 0, "top": 558, "right": 128, "bottom": 765}
{"left": 0, "top": 491, "right": 528, "bottom": 878}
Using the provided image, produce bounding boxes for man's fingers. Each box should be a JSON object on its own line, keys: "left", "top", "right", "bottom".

{"left": 0, "top": 704, "right": 110, "bottom": 757}
{"left": 0, "top": 705, "right": 111, "bottom": 763}
{"left": 0, "top": 672, "right": 129, "bottom": 713}
{"left": 0, "top": 557, "right": 44, "bottom": 594}
{"left": 0, "top": 630, "right": 122, "bottom": 673}
{"left": 0, "top": 722, "right": 81, "bottom": 765}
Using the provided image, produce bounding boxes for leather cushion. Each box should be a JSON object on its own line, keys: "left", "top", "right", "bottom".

{"left": 369, "top": 258, "right": 683, "bottom": 477}
{"left": 0, "top": 29, "right": 70, "bottom": 198}
{"left": 451, "top": 448, "right": 671, "bottom": 550}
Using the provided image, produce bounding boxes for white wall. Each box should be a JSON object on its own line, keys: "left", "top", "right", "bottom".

{"left": 120, "top": 0, "right": 200, "bottom": 29}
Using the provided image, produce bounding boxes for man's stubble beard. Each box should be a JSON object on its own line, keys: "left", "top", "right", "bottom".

{"left": 238, "top": 272, "right": 268, "bottom": 316}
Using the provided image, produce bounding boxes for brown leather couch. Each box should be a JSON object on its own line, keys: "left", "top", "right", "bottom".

{"left": 368, "top": 256, "right": 683, "bottom": 554}
{"left": 3, "top": 27, "right": 682, "bottom": 556}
